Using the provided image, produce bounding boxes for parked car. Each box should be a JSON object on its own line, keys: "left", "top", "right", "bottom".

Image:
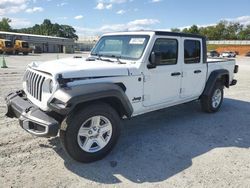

{"left": 246, "top": 51, "right": 250, "bottom": 57}
{"left": 207, "top": 50, "right": 220, "bottom": 57}
{"left": 221, "top": 51, "right": 236, "bottom": 58}
{"left": 229, "top": 51, "right": 237, "bottom": 57}
{"left": 5, "top": 31, "right": 238, "bottom": 163}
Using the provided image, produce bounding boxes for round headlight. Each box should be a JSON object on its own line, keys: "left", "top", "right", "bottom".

{"left": 49, "top": 80, "right": 54, "bottom": 93}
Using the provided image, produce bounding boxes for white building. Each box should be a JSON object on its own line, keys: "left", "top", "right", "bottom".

{"left": 75, "top": 36, "right": 99, "bottom": 51}
{"left": 0, "top": 31, "right": 75, "bottom": 53}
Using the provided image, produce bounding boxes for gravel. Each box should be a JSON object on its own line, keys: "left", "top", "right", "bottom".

{"left": 0, "top": 54, "right": 250, "bottom": 188}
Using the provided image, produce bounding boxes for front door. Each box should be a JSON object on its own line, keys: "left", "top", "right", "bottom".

{"left": 143, "top": 37, "right": 182, "bottom": 107}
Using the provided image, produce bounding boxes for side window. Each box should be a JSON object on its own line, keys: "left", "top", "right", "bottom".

{"left": 184, "top": 40, "right": 201, "bottom": 64}
{"left": 152, "top": 38, "right": 178, "bottom": 65}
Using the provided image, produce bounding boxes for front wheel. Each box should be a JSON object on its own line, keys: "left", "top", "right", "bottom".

{"left": 60, "top": 102, "right": 121, "bottom": 163}
{"left": 200, "top": 82, "right": 224, "bottom": 113}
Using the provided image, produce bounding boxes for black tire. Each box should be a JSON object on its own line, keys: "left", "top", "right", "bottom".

{"left": 60, "top": 102, "right": 121, "bottom": 163}
{"left": 23, "top": 52, "right": 28, "bottom": 55}
{"left": 200, "top": 82, "right": 224, "bottom": 113}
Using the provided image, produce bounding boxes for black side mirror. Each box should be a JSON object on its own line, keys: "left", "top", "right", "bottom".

{"left": 148, "top": 51, "right": 161, "bottom": 69}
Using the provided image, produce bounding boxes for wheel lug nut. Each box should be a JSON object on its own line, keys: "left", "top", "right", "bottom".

{"left": 88, "top": 130, "right": 92, "bottom": 135}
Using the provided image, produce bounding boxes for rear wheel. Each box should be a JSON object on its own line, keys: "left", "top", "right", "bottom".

{"left": 23, "top": 52, "right": 28, "bottom": 55}
{"left": 201, "top": 82, "right": 224, "bottom": 113}
{"left": 60, "top": 102, "right": 121, "bottom": 163}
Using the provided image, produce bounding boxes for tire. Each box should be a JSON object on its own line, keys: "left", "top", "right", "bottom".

{"left": 200, "top": 82, "right": 224, "bottom": 113}
{"left": 60, "top": 102, "right": 121, "bottom": 163}
{"left": 23, "top": 52, "right": 28, "bottom": 55}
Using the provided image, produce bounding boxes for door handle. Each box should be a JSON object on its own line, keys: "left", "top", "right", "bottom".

{"left": 194, "top": 70, "right": 202, "bottom": 74}
{"left": 171, "top": 72, "right": 181, "bottom": 76}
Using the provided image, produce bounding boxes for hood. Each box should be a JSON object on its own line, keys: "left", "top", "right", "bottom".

{"left": 29, "top": 57, "right": 138, "bottom": 78}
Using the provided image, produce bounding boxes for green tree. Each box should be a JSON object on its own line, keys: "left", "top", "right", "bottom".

{"left": 171, "top": 28, "right": 181, "bottom": 32}
{"left": 0, "top": 17, "right": 12, "bottom": 31}
{"left": 15, "top": 19, "right": 79, "bottom": 40}
{"left": 189, "top": 25, "right": 200, "bottom": 34}
{"left": 60, "top": 25, "right": 78, "bottom": 40}
{"left": 239, "top": 25, "right": 250, "bottom": 40}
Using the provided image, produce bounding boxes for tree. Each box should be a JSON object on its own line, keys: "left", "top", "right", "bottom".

{"left": 189, "top": 25, "right": 200, "bottom": 34}
{"left": 0, "top": 18, "right": 12, "bottom": 31}
{"left": 14, "top": 19, "right": 79, "bottom": 40}
{"left": 60, "top": 25, "right": 78, "bottom": 40}
{"left": 171, "top": 28, "right": 181, "bottom": 32}
{"left": 239, "top": 25, "right": 250, "bottom": 40}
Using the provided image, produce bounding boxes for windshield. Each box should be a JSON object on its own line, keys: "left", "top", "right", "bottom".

{"left": 91, "top": 35, "right": 150, "bottom": 60}
{"left": 22, "top": 42, "right": 29, "bottom": 48}
{"left": 5, "top": 41, "right": 13, "bottom": 48}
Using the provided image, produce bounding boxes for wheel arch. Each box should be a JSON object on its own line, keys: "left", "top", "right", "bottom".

{"left": 201, "top": 69, "right": 229, "bottom": 97}
{"left": 48, "top": 83, "right": 133, "bottom": 118}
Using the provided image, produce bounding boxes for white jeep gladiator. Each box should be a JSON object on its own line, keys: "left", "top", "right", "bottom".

{"left": 5, "top": 31, "right": 238, "bottom": 162}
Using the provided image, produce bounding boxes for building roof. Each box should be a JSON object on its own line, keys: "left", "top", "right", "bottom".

{"left": 0, "top": 31, "right": 73, "bottom": 40}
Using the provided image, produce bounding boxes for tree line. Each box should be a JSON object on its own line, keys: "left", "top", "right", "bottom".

{"left": 0, "top": 18, "right": 78, "bottom": 40}
{"left": 171, "top": 21, "right": 250, "bottom": 40}
{"left": 1, "top": 17, "right": 250, "bottom": 40}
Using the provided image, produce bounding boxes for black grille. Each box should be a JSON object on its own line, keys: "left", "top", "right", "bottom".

{"left": 25, "top": 70, "right": 45, "bottom": 101}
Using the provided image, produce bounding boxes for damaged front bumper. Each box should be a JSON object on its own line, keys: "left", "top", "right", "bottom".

{"left": 5, "top": 90, "right": 59, "bottom": 137}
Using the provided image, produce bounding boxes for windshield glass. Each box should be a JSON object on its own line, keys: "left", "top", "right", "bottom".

{"left": 22, "top": 42, "right": 29, "bottom": 48}
{"left": 5, "top": 41, "right": 13, "bottom": 48}
{"left": 91, "top": 35, "right": 150, "bottom": 60}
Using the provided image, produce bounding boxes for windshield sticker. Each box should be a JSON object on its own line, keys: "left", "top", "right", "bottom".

{"left": 129, "top": 38, "right": 145, "bottom": 45}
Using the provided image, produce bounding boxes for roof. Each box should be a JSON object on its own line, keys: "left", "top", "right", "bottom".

{"left": 0, "top": 31, "right": 73, "bottom": 40}
{"left": 102, "top": 30, "right": 206, "bottom": 39}
{"left": 154, "top": 31, "right": 206, "bottom": 39}
{"left": 0, "top": 38, "right": 11, "bottom": 41}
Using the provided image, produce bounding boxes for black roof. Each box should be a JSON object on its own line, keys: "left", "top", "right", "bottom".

{"left": 154, "top": 31, "right": 206, "bottom": 39}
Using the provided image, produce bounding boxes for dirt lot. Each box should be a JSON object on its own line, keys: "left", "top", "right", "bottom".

{"left": 0, "top": 54, "right": 250, "bottom": 188}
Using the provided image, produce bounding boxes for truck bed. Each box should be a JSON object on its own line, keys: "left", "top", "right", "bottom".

{"left": 207, "top": 58, "right": 236, "bottom": 84}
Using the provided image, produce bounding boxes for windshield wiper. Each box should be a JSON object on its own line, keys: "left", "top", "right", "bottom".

{"left": 89, "top": 53, "right": 115, "bottom": 63}
{"left": 107, "top": 55, "right": 126, "bottom": 64}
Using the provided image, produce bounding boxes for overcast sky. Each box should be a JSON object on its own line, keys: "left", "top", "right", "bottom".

{"left": 0, "top": 0, "right": 250, "bottom": 37}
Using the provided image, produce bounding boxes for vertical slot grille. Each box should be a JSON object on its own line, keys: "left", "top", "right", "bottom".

{"left": 25, "top": 70, "right": 46, "bottom": 101}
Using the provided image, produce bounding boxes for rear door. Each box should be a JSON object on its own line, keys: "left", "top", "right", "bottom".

{"left": 180, "top": 38, "right": 207, "bottom": 99}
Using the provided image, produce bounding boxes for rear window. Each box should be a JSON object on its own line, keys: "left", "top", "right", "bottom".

{"left": 184, "top": 40, "right": 201, "bottom": 64}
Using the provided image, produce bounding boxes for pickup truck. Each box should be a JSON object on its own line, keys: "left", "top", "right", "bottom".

{"left": 5, "top": 31, "right": 238, "bottom": 163}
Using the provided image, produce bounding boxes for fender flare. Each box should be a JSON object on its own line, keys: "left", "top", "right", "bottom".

{"left": 48, "top": 83, "right": 133, "bottom": 117}
{"left": 202, "top": 69, "right": 229, "bottom": 97}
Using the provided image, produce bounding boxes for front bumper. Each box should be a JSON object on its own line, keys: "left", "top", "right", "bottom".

{"left": 5, "top": 90, "right": 59, "bottom": 137}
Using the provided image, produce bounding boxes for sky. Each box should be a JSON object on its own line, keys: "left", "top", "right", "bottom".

{"left": 0, "top": 0, "right": 250, "bottom": 37}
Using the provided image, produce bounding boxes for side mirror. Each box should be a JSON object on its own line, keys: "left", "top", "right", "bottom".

{"left": 148, "top": 51, "right": 161, "bottom": 69}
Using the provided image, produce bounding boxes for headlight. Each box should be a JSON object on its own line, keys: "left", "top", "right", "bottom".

{"left": 49, "top": 80, "right": 54, "bottom": 93}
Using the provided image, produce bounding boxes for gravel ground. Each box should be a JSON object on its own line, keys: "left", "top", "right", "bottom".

{"left": 0, "top": 54, "right": 250, "bottom": 188}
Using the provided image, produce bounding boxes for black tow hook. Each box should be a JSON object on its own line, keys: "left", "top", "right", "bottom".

{"left": 25, "top": 106, "right": 34, "bottom": 113}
